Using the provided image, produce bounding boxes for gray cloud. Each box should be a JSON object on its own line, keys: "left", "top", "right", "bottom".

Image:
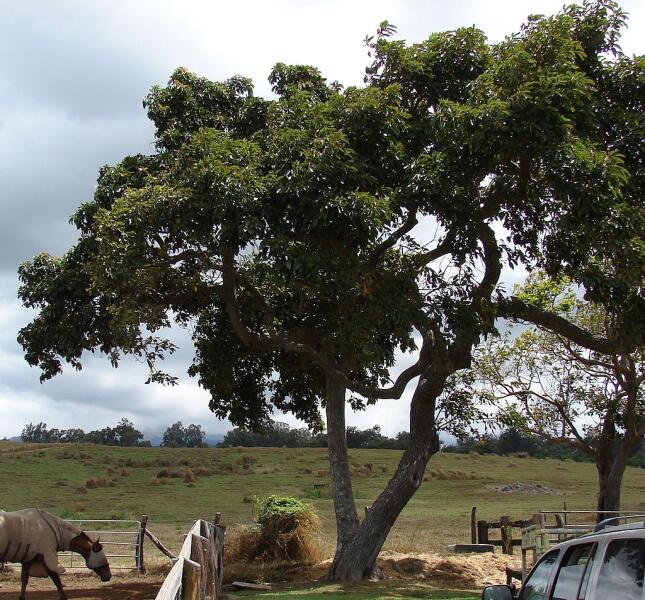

{"left": 1, "top": 0, "right": 643, "bottom": 439}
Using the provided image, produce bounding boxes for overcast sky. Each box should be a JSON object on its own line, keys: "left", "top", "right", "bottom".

{"left": 1, "top": 0, "right": 643, "bottom": 439}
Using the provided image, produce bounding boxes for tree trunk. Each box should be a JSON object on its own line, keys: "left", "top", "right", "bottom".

{"left": 596, "top": 460, "right": 626, "bottom": 524}
{"left": 325, "top": 372, "right": 442, "bottom": 582}
{"left": 596, "top": 438, "right": 630, "bottom": 524}
{"left": 325, "top": 375, "right": 360, "bottom": 553}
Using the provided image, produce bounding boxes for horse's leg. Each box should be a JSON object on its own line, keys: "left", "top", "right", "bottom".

{"left": 45, "top": 568, "right": 67, "bottom": 600}
{"left": 19, "top": 561, "right": 30, "bottom": 600}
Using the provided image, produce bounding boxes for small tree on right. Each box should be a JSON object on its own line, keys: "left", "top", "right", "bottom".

{"left": 471, "top": 273, "right": 644, "bottom": 522}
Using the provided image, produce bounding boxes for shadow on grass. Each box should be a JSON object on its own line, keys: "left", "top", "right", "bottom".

{"left": 234, "top": 580, "right": 479, "bottom": 599}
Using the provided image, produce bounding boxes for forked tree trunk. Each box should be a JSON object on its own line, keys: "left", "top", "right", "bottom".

{"left": 325, "top": 372, "right": 443, "bottom": 582}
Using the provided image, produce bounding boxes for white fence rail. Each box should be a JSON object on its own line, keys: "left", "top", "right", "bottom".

{"left": 155, "top": 514, "right": 225, "bottom": 600}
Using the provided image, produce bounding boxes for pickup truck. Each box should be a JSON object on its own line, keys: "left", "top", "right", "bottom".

{"left": 482, "top": 517, "right": 645, "bottom": 600}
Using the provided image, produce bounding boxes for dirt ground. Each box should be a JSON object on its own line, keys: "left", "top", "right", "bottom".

{"left": 0, "top": 551, "right": 521, "bottom": 598}
{"left": 0, "top": 573, "right": 164, "bottom": 600}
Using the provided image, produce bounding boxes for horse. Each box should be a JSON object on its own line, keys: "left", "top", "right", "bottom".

{"left": 0, "top": 508, "right": 111, "bottom": 599}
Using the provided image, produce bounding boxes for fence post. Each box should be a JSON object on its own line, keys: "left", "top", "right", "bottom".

{"left": 214, "top": 517, "right": 225, "bottom": 600}
{"left": 501, "top": 515, "right": 513, "bottom": 555}
{"left": 191, "top": 532, "right": 209, "bottom": 600}
{"left": 138, "top": 514, "right": 149, "bottom": 574}
{"left": 477, "top": 520, "right": 489, "bottom": 544}
{"left": 555, "top": 513, "right": 565, "bottom": 543}
{"left": 471, "top": 507, "right": 477, "bottom": 544}
{"left": 181, "top": 559, "right": 201, "bottom": 600}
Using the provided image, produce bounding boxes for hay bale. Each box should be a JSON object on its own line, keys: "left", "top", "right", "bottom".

{"left": 250, "top": 496, "right": 320, "bottom": 564}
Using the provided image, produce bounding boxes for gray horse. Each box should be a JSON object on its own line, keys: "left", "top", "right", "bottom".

{"left": 0, "top": 509, "right": 111, "bottom": 599}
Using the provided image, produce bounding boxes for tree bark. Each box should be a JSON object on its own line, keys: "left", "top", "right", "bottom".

{"left": 596, "top": 454, "right": 627, "bottom": 524}
{"left": 325, "top": 374, "right": 360, "bottom": 553}
{"left": 325, "top": 370, "right": 443, "bottom": 582}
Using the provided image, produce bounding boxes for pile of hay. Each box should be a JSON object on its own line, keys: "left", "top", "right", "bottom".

{"left": 227, "top": 495, "right": 320, "bottom": 564}
{"left": 301, "top": 552, "right": 520, "bottom": 588}
{"left": 380, "top": 551, "right": 520, "bottom": 587}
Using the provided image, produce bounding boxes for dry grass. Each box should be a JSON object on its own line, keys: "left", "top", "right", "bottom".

{"left": 85, "top": 477, "right": 115, "bottom": 489}
{"left": 226, "top": 497, "right": 322, "bottom": 566}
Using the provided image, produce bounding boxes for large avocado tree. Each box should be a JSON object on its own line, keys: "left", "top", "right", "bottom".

{"left": 18, "top": 1, "right": 644, "bottom": 581}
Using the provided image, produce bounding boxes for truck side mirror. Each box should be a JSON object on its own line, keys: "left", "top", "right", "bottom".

{"left": 482, "top": 585, "right": 515, "bottom": 600}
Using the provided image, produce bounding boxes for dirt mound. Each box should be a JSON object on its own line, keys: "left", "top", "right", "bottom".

{"left": 493, "top": 481, "right": 562, "bottom": 494}
{"left": 379, "top": 551, "right": 520, "bottom": 587}
{"left": 297, "top": 551, "right": 520, "bottom": 588}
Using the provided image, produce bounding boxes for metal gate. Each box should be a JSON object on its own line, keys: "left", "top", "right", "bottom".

{"left": 60, "top": 517, "right": 146, "bottom": 572}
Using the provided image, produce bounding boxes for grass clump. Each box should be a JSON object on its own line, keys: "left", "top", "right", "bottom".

{"left": 229, "top": 495, "right": 320, "bottom": 565}
{"left": 256, "top": 495, "right": 320, "bottom": 563}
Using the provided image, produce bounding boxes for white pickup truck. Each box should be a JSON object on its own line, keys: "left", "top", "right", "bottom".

{"left": 482, "top": 517, "right": 645, "bottom": 600}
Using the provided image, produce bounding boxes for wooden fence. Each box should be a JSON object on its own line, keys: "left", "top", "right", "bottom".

{"left": 155, "top": 514, "right": 226, "bottom": 600}
{"left": 518, "top": 510, "right": 645, "bottom": 577}
{"left": 471, "top": 507, "right": 532, "bottom": 554}
{"left": 473, "top": 508, "right": 643, "bottom": 580}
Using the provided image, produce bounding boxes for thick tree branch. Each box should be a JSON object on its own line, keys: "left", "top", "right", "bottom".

{"left": 497, "top": 297, "right": 625, "bottom": 355}
{"left": 221, "top": 247, "right": 432, "bottom": 400}
{"left": 412, "top": 232, "right": 456, "bottom": 271}
{"left": 365, "top": 209, "right": 418, "bottom": 271}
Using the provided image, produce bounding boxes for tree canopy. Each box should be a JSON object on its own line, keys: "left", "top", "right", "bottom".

{"left": 161, "top": 421, "right": 206, "bottom": 447}
{"left": 18, "top": 0, "right": 644, "bottom": 580}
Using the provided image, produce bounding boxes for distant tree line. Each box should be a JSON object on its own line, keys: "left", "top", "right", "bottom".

{"left": 20, "top": 419, "right": 207, "bottom": 448}
{"left": 221, "top": 421, "right": 410, "bottom": 450}
{"left": 20, "top": 418, "right": 643, "bottom": 468}
{"left": 221, "top": 422, "right": 645, "bottom": 468}
{"left": 21, "top": 419, "right": 150, "bottom": 446}
{"left": 444, "top": 428, "right": 645, "bottom": 469}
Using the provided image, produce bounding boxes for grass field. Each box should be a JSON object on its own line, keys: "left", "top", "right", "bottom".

{"left": 1, "top": 441, "right": 644, "bottom": 560}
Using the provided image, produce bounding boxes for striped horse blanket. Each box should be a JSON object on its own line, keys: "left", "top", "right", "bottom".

{"left": 0, "top": 509, "right": 80, "bottom": 576}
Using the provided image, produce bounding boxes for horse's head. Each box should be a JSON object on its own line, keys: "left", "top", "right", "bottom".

{"left": 71, "top": 533, "right": 111, "bottom": 581}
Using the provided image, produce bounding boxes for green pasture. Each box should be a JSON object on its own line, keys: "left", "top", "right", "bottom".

{"left": 1, "top": 442, "right": 644, "bottom": 556}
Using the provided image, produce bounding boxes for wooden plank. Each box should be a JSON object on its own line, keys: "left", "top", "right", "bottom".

{"left": 477, "top": 520, "right": 489, "bottom": 544}
{"left": 145, "top": 528, "right": 177, "bottom": 561}
{"left": 182, "top": 558, "right": 201, "bottom": 600}
{"left": 231, "top": 582, "right": 272, "bottom": 590}
{"left": 190, "top": 533, "right": 208, "bottom": 600}
{"left": 501, "top": 516, "right": 513, "bottom": 555}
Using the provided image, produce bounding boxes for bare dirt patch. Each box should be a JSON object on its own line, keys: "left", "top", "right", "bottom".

{"left": 0, "top": 572, "right": 164, "bottom": 600}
